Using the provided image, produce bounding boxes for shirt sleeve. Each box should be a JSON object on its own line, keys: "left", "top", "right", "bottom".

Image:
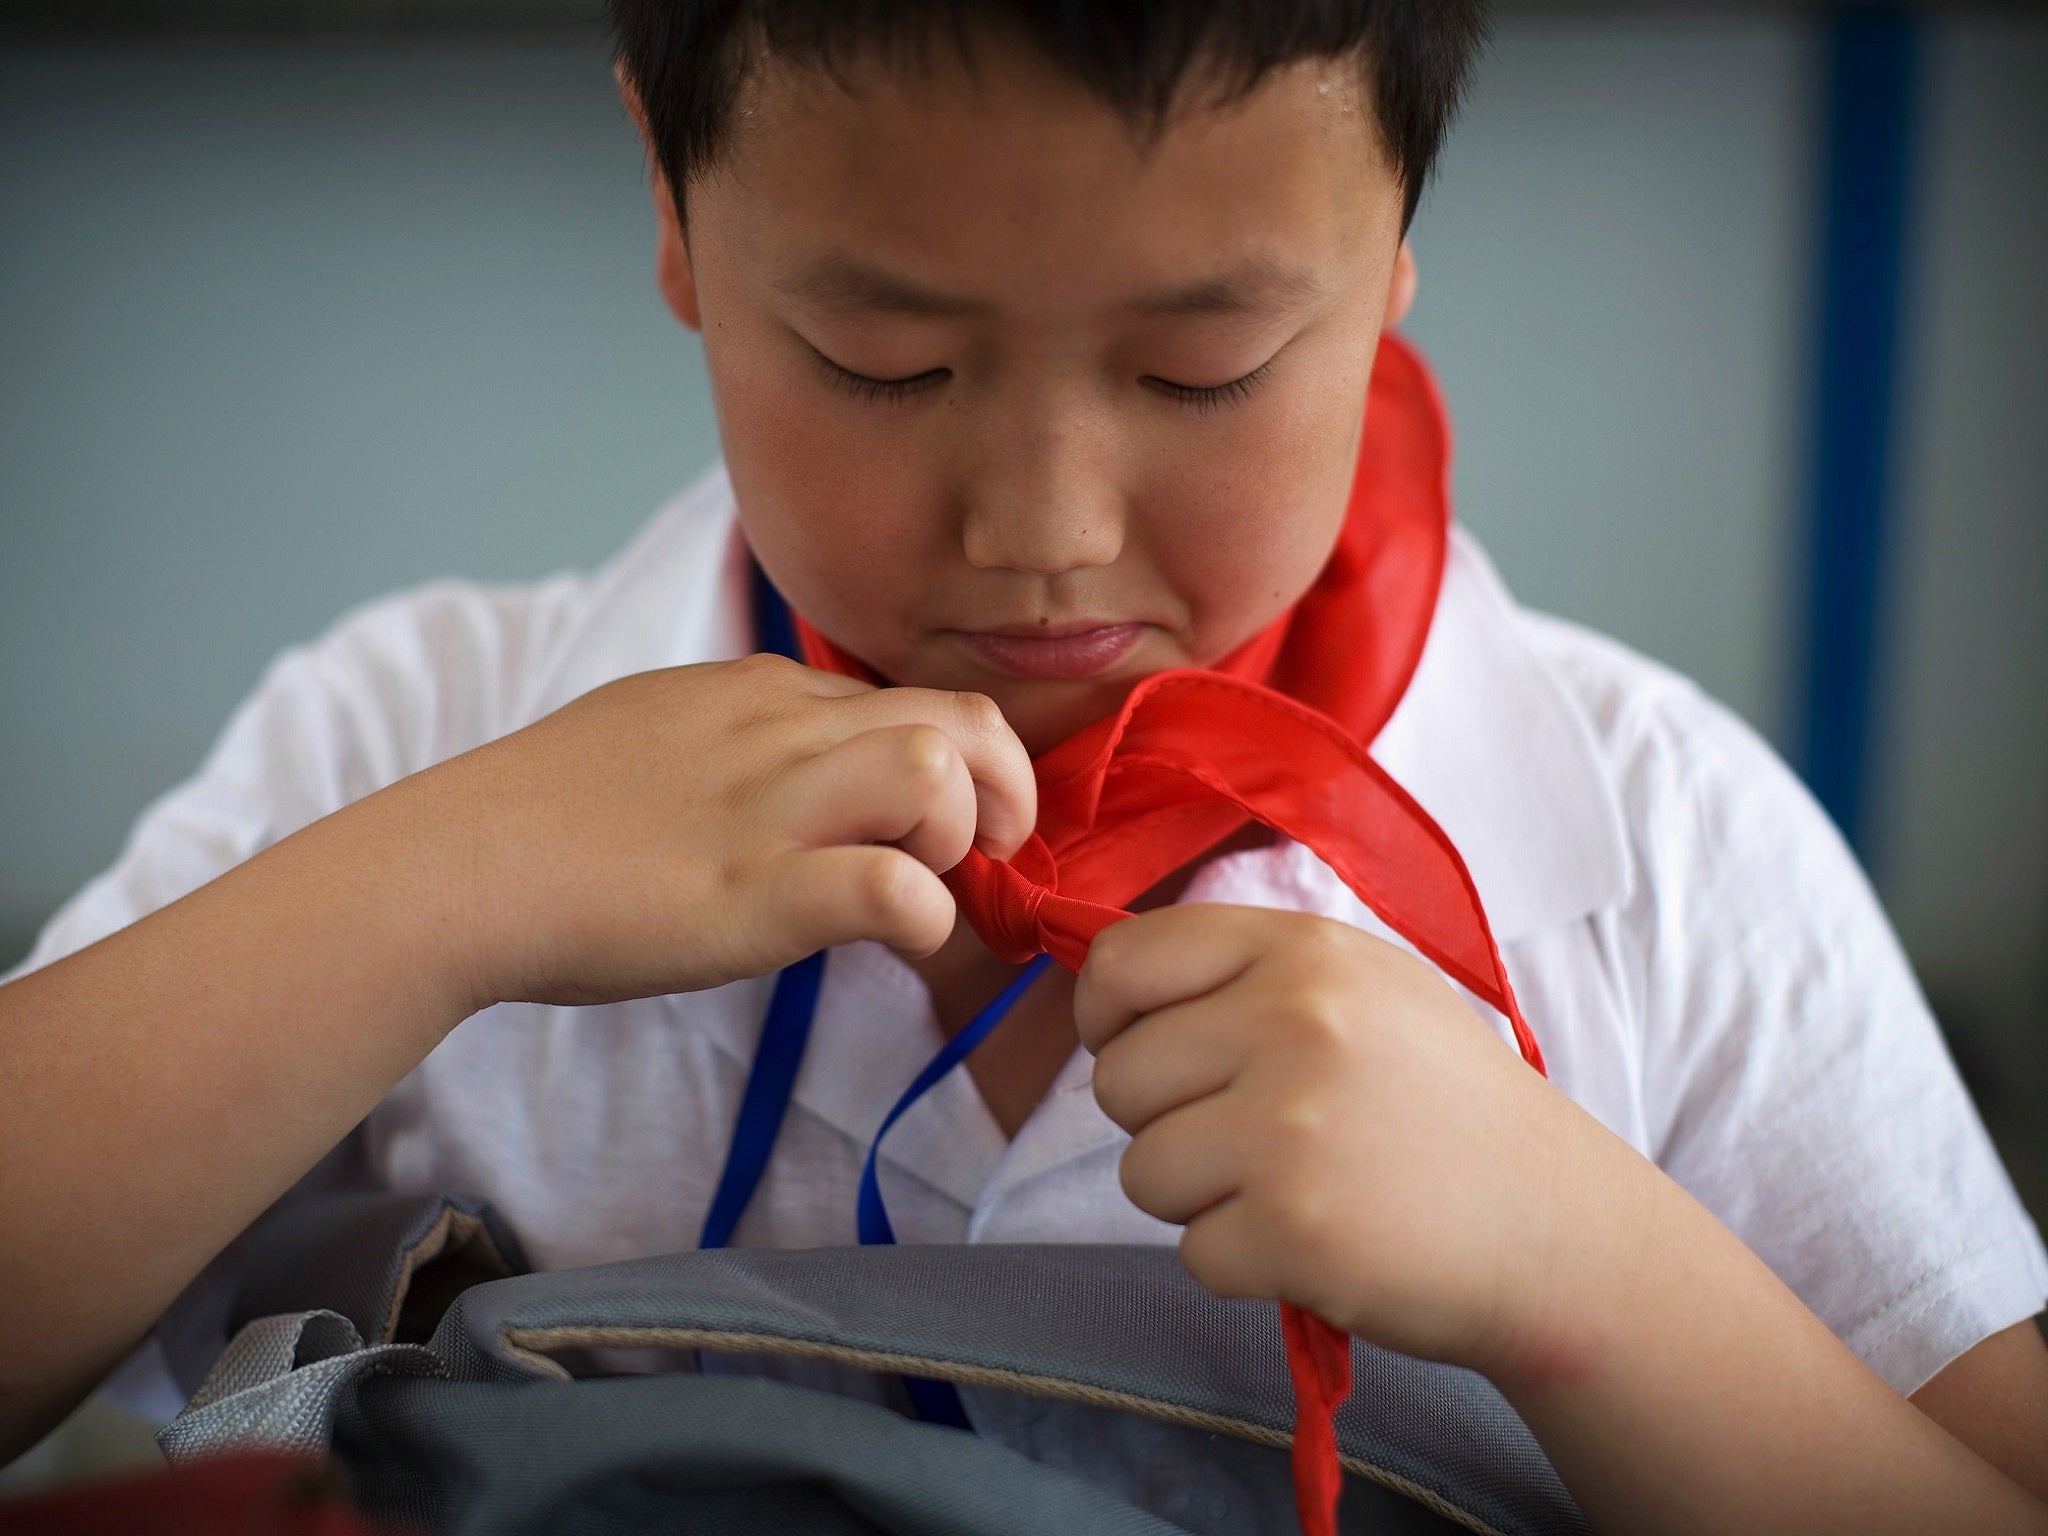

{"left": 1616, "top": 678, "right": 2048, "bottom": 1394}
{"left": 5, "top": 576, "right": 580, "bottom": 1419}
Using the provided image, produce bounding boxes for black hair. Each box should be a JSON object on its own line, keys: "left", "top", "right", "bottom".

{"left": 608, "top": 0, "right": 1491, "bottom": 229}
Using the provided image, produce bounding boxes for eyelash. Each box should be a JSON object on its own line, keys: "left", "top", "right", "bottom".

{"left": 1143, "top": 360, "right": 1276, "bottom": 414}
{"left": 813, "top": 348, "right": 1275, "bottom": 414}
{"left": 812, "top": 348, "right": 949, "bottom": 405}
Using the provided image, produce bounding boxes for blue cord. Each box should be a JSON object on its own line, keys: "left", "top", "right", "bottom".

{"left": 699, "top": 950, "right": 827, "bottom": 1249}
{"left": 854, "top": 950, "right": 1053, "bottom": 1429}
{"left": 856, "top": 952, "right": 1055, "bottom": 1246}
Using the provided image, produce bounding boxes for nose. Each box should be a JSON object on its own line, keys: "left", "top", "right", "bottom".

{"left": 958, "top": 405, "right": 1126, "bottom": 576}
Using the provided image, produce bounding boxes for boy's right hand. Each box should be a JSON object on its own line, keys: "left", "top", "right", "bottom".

{"left": 423, "top": 653, "right": 1037, "bottom": 1011}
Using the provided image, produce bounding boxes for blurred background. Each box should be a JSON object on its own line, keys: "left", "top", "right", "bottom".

{"left": 2, "top": 0, "right": 2043, "bottom": 1492}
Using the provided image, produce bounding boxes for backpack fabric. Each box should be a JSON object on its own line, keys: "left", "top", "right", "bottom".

{"left": 157, "top": 1193, "right": 1589, "bottom": 1536}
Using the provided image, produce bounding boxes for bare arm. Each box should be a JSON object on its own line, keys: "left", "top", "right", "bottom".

{"left": 1911, "top": 1321, "right": 2048, "bottom": 1502}
{"left": 0, "top": 656, "right": 1037, "bottom": 1462}
{"left": 0, "top": 773, "right": 476, "bottom": 1459}
{"left": 1491, "top": 1152, "right": 2048, "bottom": 1535}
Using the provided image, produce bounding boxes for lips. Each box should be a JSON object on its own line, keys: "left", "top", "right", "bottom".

{"left": 956, "top": 623, "right": 1144, "bottom": 680}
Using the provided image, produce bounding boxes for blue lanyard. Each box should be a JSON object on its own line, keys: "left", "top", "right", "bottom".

{"left": 698, "top": 562, "right": 1051, "bottom": 1428}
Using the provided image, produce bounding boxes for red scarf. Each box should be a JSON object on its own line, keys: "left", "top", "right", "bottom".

{"left": 789, "top": 333, "right": 1540, "bottom": 1536}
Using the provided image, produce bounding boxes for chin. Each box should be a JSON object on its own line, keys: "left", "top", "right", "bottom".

{"left": 986, "top": 675, "right": 1147, "bottom": 759}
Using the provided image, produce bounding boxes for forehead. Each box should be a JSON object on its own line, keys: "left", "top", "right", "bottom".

{"left": 695, "top": 40, "right": 1402, "bottom": 314}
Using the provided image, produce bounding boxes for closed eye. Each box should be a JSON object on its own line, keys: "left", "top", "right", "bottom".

{"left": 809, "top": 344, "right": 949, "bottom": 404}
{"left": 1143, "top": 359, "right": 1276, "bottom": 413}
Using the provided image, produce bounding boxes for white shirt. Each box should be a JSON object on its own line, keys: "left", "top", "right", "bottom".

{"left": 19, "top": 465, "right": 2045, "bottom": 1419}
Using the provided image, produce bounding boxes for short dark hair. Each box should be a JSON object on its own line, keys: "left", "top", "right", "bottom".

{"left": 609, "top": 0, "right": 1491, "bottom": 230}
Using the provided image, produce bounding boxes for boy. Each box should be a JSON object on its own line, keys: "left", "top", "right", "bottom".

{"left": 3, "top": 1, "right": 2046, "bottom": 1527}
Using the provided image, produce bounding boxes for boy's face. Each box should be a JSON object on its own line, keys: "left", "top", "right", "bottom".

{"left": 641, "top": 40, "right": 1414, "bottom": 753}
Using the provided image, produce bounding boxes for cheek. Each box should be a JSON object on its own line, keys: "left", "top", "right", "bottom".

{"left": 1142, "top": 380, "right": 1366, "bottom": 659}
{"left": 706, "top": 324, "right": 940, "bottom": 645}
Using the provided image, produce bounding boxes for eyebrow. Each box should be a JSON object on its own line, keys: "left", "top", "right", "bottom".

{"left": 1122, "top": 258, "right": 1326, "bottom": 317}
{"left": 780, "top": 254, "right": 1323, "bottom": 320}
{"left": 782, "top": 257, "right": 985, "bottom": 318}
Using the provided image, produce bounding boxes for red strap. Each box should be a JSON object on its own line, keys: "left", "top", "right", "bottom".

{"left": 1283, "top": 1303, "right": 1356, "bottom": 1536}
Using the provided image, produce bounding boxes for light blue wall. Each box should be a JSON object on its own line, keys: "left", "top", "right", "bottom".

{"left": 0, "top": 39, "right": 715, "bottom": 955}
{"left": 2, "top": 21, "right": 2043, "bottom": 1083}
{"left": 1408, "top": 17, "right": 1810, "bottom": 736}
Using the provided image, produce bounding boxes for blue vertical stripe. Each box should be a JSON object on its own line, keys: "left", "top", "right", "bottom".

{"left": 1796, "top": 5, "right": 1919, "bottom": 857}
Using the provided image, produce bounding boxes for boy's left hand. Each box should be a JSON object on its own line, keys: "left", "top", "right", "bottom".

{"left": 1075, "top": 903, "right": 1634, "bottom": 1382}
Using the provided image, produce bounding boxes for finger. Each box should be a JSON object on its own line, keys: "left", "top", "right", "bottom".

{"left": 1117, "top": 1092, "right": 1245, "bottom": 1228}
{"left": 1175, "top": 1195, "right": 1273, "bottom": 1302}
{"left": 763, "top": 845, "right": 957, "bottom": 960}
{"left": 777, "top": 725, "right": 978, "bottom": 875}
{"left": 1075, "top": 905, "right": 1277, "bottom": 1053}
{"left": 828, "top": 688, "right": 1037, "bottom": 859}
{"left": 1090, "top": 994, "right": 1246, "bottom": 1133}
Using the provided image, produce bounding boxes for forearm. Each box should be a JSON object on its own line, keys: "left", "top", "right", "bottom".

{"left": 0, "top": 770, "right": 481, "bottom": 1459}
{"left": 1494, "top": 1156, "right": 2048, "bottom": 1535}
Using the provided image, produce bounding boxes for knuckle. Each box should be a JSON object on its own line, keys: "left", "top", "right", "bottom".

{"left": 949, "top": 690, "right": 1005, "bottom": 739}
{"left": 1286, "top": 913, "right": 1361, "bottom": 976}
{"left": 723, "top": 653, "right": 806, "bottom": 731}
{"left": 856, "top": 849, "right": 920, "bottom": 922}
{"left": 894, "top": 723, "right": 958, "bottom": 795}
{"left": 732, "top": 650, "right": 796, "bottom": 687}
{"left": 1277, "top": 987, "right": 1353, "bottom": 1058}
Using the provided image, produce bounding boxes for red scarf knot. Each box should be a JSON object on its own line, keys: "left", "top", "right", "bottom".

{"left": 965, "top": 836, "right": 1066, "bottom": 966}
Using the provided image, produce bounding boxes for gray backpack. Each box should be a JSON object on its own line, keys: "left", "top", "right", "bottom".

{"left": 157, "top": 1192, "right": 1587, "bottom": 1535}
